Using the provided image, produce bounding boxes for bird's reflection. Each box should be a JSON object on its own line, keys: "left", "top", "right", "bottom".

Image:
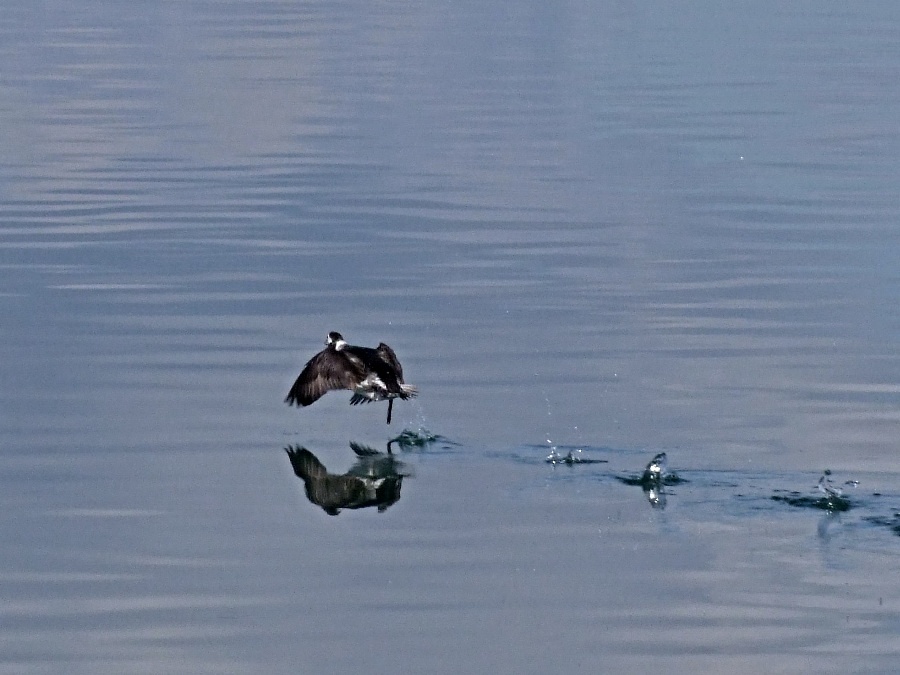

{"left": 817, "top": 509, "right": 843, "bottom": 542}
{"left": 285, "top": 443, "right": 409, "bottom": 516}
{"left": 643, "top": 481, "right": 667, "bottom": 510}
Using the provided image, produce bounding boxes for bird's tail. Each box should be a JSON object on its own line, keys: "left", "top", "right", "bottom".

{"left": 349, "top": 384, "right": 417, "bottom": 406}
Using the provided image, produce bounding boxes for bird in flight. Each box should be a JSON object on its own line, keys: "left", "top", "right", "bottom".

{"left": 285, "top": 331, "right": 417, "bottom": 424}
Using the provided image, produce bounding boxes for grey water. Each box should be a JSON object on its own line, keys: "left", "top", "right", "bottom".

{"left": 2, "top": 1, "right": 900, "bottom": 672}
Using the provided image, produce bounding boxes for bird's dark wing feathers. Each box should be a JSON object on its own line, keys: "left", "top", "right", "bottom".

{"left": 376, "top": 343, "right": 404, "bottom": 381}
{"left": 284, "top": 349, "right": 364, "bottom": 407}
{"left": 343, "top": 345, "right": 405, "bottom": 395}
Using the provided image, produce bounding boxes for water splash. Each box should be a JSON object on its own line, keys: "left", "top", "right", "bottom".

{"left": 641, "top": 452, "right": 668, "bottom": 483}
{"left": 815, "top": 469, "right": 856, "bottom": 510}
{"left": 615, "top": 451, "right": 683, "bottom": 507}
{"left": 617, "top": 452, "right": 681, "bottom": 485}
{"left": 817, "top": 471, "right": 843, "bottom": 498}
{"left": 544, "top": 447, "right": 607, "bottom": 465}
{"left": 546, "top": 447, "right": 581, "bottom": 465}
{"left": 771, "top": 469, "right": 856, "bottom": 511}
{"left": 388, "top": 427, "right": 454, "bottom": 450}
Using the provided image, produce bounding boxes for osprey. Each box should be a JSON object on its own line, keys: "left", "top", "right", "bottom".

{"left": 285, "top": 331, "right": 417, "bottom": 424}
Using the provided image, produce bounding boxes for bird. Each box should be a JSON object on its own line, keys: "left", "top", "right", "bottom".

{"left": 284, "top": 445, "right": 404, "bottom": 515}
{"left": 285, "top": 331, "right": 417, "bottom": 424}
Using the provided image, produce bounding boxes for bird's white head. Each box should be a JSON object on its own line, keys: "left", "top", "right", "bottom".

{"left": 326, "top": 331, "right": 347, "bottom": 351}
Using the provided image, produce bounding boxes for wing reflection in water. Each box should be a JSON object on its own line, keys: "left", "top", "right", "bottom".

{"left": 284, "top": 444, "right": 409, "bottom": 516}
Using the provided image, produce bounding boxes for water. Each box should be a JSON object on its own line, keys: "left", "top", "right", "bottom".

{"left": 3, "top": 1, "right": 900, "bottom": 672}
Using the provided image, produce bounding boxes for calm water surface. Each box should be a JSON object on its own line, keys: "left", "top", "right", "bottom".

{"left": 2, "top": 1, "right": 900, "bottom": 673}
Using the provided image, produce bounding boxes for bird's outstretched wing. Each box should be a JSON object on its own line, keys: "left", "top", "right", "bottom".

{"left": 284, "top": 349, "right": 361, "bottom": 406}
